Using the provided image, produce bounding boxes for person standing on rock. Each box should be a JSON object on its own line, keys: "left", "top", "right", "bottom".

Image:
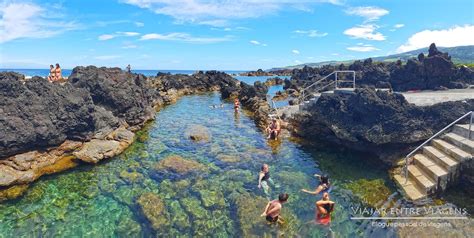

{"left": 260, "top": 193, "right": 289, "bottom": 224}
{"left": 47, "top": 65, "right": 55, "bottom": 82}
{"left": 54, "top": 63, "right": 62, "bottom": 82}
{"left": 126, "top": 64, "right": 131, "bottom": 73}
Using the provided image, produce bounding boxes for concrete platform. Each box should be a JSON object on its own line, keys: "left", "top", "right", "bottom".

{"left": 400, "top": 89, "right": 474, "bottom": 106}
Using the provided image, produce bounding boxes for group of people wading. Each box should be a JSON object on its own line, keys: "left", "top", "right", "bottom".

{"left": 47, "top": 64, "right": 63, "bottom": 82}
{"left": 258, "top": 164, "right": 335, "bottom": 227}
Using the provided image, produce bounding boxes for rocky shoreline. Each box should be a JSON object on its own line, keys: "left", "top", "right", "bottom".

{"left": 291, "top": 88, "right": 474, "bottom": 163}
{"left": 0, "top": 67, "right": 243, "bottom": 198}
{"left": 284, "top": 44, "right": 473, "bottom": 93}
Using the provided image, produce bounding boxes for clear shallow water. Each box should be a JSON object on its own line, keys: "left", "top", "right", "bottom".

{"left": 0, "top": 93, "right": 395, "bottom": 237}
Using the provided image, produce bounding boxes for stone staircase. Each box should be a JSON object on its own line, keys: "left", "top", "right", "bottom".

{"left": 394, "top": 122, "right": 474, "bottom": 201}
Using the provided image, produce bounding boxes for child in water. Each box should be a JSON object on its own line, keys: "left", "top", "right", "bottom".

{"left": 257, "top": 164, "right": 279, "bottom": 200}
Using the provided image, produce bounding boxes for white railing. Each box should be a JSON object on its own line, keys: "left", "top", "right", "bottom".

{"left": 403, "top": 111, "right": 473, "bottom": 183}
{"left": 299, "top": 70, "right": 356, "bottom": 103}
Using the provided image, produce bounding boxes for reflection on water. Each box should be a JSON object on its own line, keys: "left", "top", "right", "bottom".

{"left": 0, "top": 93, "right": 396, "bottom": 237}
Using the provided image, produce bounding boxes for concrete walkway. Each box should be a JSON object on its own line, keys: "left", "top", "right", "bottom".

{"left": 400, "top": 89, "right": 474, "bottom": 106}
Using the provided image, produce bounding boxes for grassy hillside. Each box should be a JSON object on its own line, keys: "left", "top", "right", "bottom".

{"left": 271, "top": 45, "right": 474, "bottom": 70}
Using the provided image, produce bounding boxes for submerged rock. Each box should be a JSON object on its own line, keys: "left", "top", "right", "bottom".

{"left": 232, "top": 192, "right": 269, "bottom": 237}
{"left": 154, "top": 155, "right": 208, "bottom": 174}
{"left": 185, "top": 125, "right": 211, "bottom": 142}
{"left": 0, "top": 184, "right": 29, "bottom": 202}
{"left": 137, "top": 193, "right": 170, "bottom": 232}
{"left": 343, "top": 179, "right": 392, "bottom": 208}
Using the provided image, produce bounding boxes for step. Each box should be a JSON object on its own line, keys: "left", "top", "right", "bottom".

{"left": 407, "top": 165, "right": 436, "bottom": 194}
{"left": 412, "top": 154, "right": 448, "bottom": 191}
{"left": 452, "top": 124, "right": 474, "bottom": 140}
{"left": 443, "top": 132, "right": 474, "bottom": 154}
{"left": 432, "top": 139, "right": 472, "bottom": 163}
{"left": 423, "top": 146, "right": 459, "bottom": 173}
{"left": 394, "top": 174, "right": 426, "bottom": 201}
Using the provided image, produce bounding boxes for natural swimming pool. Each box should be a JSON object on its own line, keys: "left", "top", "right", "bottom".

{"left": 0, "top": 92, "right": 398, "bottom": 237}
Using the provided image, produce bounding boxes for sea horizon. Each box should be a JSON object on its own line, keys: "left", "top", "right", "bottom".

{"left": 0, "top": 68, "right": 254, "bottom": 78}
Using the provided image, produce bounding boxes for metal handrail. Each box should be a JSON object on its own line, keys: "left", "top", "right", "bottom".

{"left": 299, "top": 70, "right": 356, "bottom": 103}
{"left": 300, "top": 81, "right": 336, "bottom": 102}
{"left": 403, "top": 111, "right": 473, "bottom": 183}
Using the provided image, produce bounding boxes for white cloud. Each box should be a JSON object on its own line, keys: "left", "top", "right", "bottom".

{"left": 98, "top": 32, "right": 140, "bottom": 41}
{"left": 294, "top": 60, "right": 302, "bottom": 64}
{"left": 294, "top": 29, "right": 328, "bottom": 37}
{"left": 292, "top": 49, "right": 300, "bottom": 55}
{"left": 95, "top": 55, "right": 122, "bottom": 60}
{"left": 122, "top": 0, "right": 342, "bottom": 26}
{"left": 331, "top": 53, "right": 339, "bottom": 56}
{"left": 250, "top": 40, "right": 267, "bottom": 46}
{"left": 397, "top": 25, "right": 474, "bottom": 53}
{"left": 99, "top": 34, "right": 115, "bottom": 41}
{"left": 394, "top": 24, "right": 404, "bottom": 28}
{"left": 117, "top": 31, "right": 140, "bottom": 36}
{"left": 140, "top": 32, "right": 230, "bottom": 43}
{"left": 347, "top": 43, "right": 380, "bottom": 52}
{"left": 343, "top": 24, "right": 386, "bottom": 41}
{"left": 122, "top": 44, "right": 138, "bottom": 49}
{"left": 0, "top": 2, "right": 79, "bottom": 43}
{"left": 135, "top": 21, "right": 144, "bottom": 27}
{"left": 345, "top": 6, "right": 389, "bottom": 22}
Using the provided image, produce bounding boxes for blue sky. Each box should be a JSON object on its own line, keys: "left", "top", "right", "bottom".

{"left": 0, "top": 0, "right": 473, "bottom": 70}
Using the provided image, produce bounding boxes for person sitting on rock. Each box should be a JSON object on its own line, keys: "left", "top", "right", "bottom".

{"left": 301, "top": 174, "right": 331, "bottom": 195}
{"left": 54, "top": 63, "right": 62, "bottom": 82}
{"left": 47, "top": 64, "right": 55, "bottom": 82}
{"left": 315, "top": 192, "right": 335, "bottom": 225}
{"left": 234, "top": 98, "right": 240, "bottom": 111}
{"left": 260, "top": 193, "right": 289, "bottom": 224}
{"left": 258, "top": 163, "right": 279, "bottom": 199}
{"left": 265, "top": 119, "right": 281, "bottom": 140}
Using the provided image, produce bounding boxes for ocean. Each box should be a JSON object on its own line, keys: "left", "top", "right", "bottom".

{"left": 0, "top": 68, "right": 247, "bottom": 78}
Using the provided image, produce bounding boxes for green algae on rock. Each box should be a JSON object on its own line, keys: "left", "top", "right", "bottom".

{"left": 0, "top": 184, "right": 29, "bottom": 202}
{"left": 343, "top": 179, "right": 392, "bottom": 208}
{"left": 137, "top": 192, "right": 170, "bottom": 232}
{"left": 154, "top": 155, "right": 208, "bottom": 174}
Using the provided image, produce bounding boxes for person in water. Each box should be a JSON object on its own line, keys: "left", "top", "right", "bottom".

{"left": 234, "top": 98, "right": 240, "bottom": 111}
{"left": 265, "top": 119, "right": 281, "bottom": 140}
{"left": 260, "top": 193, "right": 289, "bottom": 224}
{"left": 47, "top": 65, "right": 55, "bottom": 82}
{"left": 258, "top": 164, "right": 279, "bottom": 199}
{"left": 315, "top": 192, "right": 335, "bottom": 225}
{"left": 54, "top": 63, "right": 62, "bottom": 81}
{"left": 301, "top": 174, "right": 330, "bottom": 195}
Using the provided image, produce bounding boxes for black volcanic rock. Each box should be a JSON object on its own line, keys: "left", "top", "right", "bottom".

{"left": 151, "top": 70, "right": 240, "bottom": 100}
{"left": 294, "top": 88, "right": 474, "bottom": 162}
{"left": 69, "top": 66, "right": 157, "bottom": 126}
{"left": 288, "top": 43, "right": 473, "bottom": 92}
{"left": 0, "top": 73, "right": 96, "bottom": 157}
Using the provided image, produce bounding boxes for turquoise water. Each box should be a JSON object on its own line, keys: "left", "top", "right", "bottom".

{"left": 0, "top": 93, "right": 395, "bottom": 237}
